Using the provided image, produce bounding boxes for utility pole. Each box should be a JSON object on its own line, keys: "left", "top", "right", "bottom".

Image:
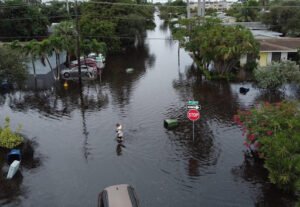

{"left": 197, "top": 0, "right": 201, "bottom": 16}
{"left": 187, "top": 0, "right": 191, "bottom": 18}
{"left": 202, "top": 0, "right": 205, "bottom": 17}
{"left": 66, "top": 0, "right": 70, "bottom": 15}
{"left": 198, "top": 0, "right": 205, "bottom": 17}
{"left": 75, "top": 0, "right": 82, "bottom": 85}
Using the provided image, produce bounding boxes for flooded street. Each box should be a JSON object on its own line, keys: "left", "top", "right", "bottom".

{"left": 0, "top": 12, "right": 298, "bottom": 207}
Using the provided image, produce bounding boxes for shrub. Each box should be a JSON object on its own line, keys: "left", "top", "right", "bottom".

{"left": 254, "top": 60, "right": 300, "bottom": 90}
{"left": 234, "top": 101, "right": 300, "bottom": 193}
{"left": 0, "top": 117, "right": 23, "bottom": 149}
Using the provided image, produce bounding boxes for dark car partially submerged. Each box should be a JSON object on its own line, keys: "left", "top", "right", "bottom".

{"left": 98, "top": 184, "right": 139, "bottom": 207}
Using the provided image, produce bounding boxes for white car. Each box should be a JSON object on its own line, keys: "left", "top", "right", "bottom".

{"left": 61, "top": 65, "right": 97, "bottom": 80}
{"left": 98, "top": 184, "right": 139, "bottom": 207}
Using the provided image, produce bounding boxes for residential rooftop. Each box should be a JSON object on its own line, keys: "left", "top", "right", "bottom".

{"left": 258, "top": 38, "right": 300, "bottom": 52}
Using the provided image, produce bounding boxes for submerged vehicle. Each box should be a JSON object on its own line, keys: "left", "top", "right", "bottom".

{"left": 70, "top": 53, "right": 106, "bottom": 70}
{"left": 98, "top": 184, "right": 139, "bottom": 207}
{"left": 61, "top": 65, "right": 97, "bottom": 80}
{"left": 6, "top": 149, "right": 21, "bottom": 179}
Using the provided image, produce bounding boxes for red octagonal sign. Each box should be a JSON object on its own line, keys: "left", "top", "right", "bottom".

{"left": 187, "top": 109, "right": 200, "bottom": 121}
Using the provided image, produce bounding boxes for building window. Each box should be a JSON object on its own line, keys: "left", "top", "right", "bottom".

{"left": 272, "top": 52, "right": 281, "bottom": 62}
{"left": 288, "top": 52, "right": 298, "bottom": 61}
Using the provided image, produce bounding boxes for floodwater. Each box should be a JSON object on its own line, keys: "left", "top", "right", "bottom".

{"left": 0, "top": 12, "right": 299, "bottom": 207}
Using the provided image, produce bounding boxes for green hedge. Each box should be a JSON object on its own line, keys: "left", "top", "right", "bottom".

{"left": 234, "top": 101, "right": 300, "bottom": 194}
{"left": 0, "top": 117, "right": 23, "bottom": 149}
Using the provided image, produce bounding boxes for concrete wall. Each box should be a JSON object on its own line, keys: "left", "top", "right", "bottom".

{"left": 27, "top": 51, "right": 66, "bottom": 75}
{"left": 281, "top": 52, "right": 288, "bottom": 61}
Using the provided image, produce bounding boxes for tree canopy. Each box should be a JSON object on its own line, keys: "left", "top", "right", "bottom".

{"left": 159, "top": 0, "right": 186, "bottom": 21}
{"left": 262, "top": 0, "right": 300, "bottom": 37}
{"left": 0, "top": 0, "right": 48, "bottom": 41}
{"left": 0, "top": 46, "right": 28, "bottom": 84}
{"left": 174, "top": 18, "right": 259, "bottom": 75}
{"left": 226, "top": 0, "right": 260, "bottom": 22}
{"left": 79, "top": 0, "right": 155, "bottom": 52}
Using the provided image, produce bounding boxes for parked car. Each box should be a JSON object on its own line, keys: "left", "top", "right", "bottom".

{"left": 98, "top": 184, "right": 139, "bottom": 207}
{"left": 88, "top": 53, "right": 106, "bottom": 69}
{"left": 70, "top": 58, "right": 98, "bottom": 69}
{"left": 61, "top": 65, "right": 97, "bottom": 80}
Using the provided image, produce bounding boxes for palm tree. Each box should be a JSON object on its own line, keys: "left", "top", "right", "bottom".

{"left": 52, "top": 21, "right": 76, "bottom": 67}
{"left": 37, "top": 39, "right": 57, "bottom": 80}
{"left": 22, "top": 40, "right": 40, "bottom": 79}
{"left": 49, "top": 36, "right": 63, "bottom": 80}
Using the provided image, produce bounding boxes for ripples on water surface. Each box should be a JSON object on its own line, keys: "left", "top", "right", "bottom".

{"left": 0, "top": 13, "right": 299, "bottom": 207}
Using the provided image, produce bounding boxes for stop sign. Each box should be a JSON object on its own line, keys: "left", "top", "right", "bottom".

{"left": 187, "top": 109, "right": 200, "bottom": 121}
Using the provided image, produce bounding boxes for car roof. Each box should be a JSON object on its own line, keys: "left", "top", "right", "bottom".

{"left": 104, "top": 184, "right": 137, "bottom": 207}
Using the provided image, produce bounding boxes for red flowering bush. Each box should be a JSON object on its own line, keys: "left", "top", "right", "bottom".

{"left": 234, "top": 101, "right": 300, "bottom": 194}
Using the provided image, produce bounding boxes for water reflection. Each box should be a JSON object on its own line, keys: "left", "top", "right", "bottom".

{"left": 254, "top": 85, "right": 300, "bottom": 103}
{"left": 173, "top": 65, "right": 240, "bottom": 123}
{"left": 79, "top": 85, "right": 90, "bottom": 160}
{"left": 159, "top": 21, "right": 168, "bottom": 33}
{"left": 187, "top": 158, "right": 200, "bottom": 177}
{"left": 0, "top": 172, "right": 23, "bottom": 206}
{"left": 116, "top": 143, "right": 126, "bottom": 156}
{"left": 2, "top": 79, "right": 109, "bottom": 118}
{"left": 232, "top": 159, "right": 297, "bottom": 207}
{"left": 165, "top": 67, "right": 220, "bottom": 177}
{"left": 102, "top": 43, "right": 155, "bottom": 108}
{"left": 0, "top": 139, "right": 41, "bottom": 205}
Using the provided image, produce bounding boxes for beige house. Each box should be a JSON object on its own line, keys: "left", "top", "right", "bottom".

{"left": 257, "top": 38, "right": 300, "bottom": 66}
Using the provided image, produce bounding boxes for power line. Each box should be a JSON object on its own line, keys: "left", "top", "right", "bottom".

{"left": 0, "top": 14, "right": 153, "bottom": 22}
{"left": 0, "top": 1, "right": 156, "bottom": 8}
{"left": 0, "top": 35, "right": 174, "bottom": 40}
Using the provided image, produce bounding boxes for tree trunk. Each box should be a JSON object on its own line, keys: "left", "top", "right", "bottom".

{"left": 58, "top": 53, "right": 61, "bottom": 80}
{"left": 65, "top": 52, "right": 71, "bottom": 67}
{"left": 31, "top": 56, "right": 36, "bottom": 78}
{"left": 45, "top": 56, "right": 56, "bottom": 80}
{"left": 56, "top": 52, "right": 61, "bottom": 80}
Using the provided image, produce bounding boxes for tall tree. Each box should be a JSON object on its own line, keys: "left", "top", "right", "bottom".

{"left": 262, "top": 0, "right": 300, "bottom": 36}
{"left": 49, "top": 36, "right": 64, "bottom": 80}
{"left": 0, "top": 46, "right": 28, "bottom": 85}
{"left": 226, "top": 0, "right": 260, "bottom": 22}
{"left": 79, "top": 0, "right": 155, "bottom": 52}
{"left": 174, "top": 18, "right": 259, "bottom": 74}
{"left": 0, "top": 0, "right": 48, "bottom": 41}
{"left": 22, "top": 40, "right": 40, "bottom": 78}
{"left": 38, "top": 39, "right": 56, "bottom": 79}
{"left": 51, "top": 21, "right": 77, "bottom": 66}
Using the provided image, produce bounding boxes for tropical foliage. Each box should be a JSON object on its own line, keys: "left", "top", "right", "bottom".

{"left": 174, "top": 18, "right": 259, "bottom": 75}
{"left": 0, "top": 46, "right": 28, "bottom": 85}
{"left": 1, "top": 0, "right": 154, "bottom": 54}
{"left": 40, "top": 0, "right": 74, "bottom": 24}
{"left": 10, "top": 20, "right": 107, "bottom": 80}
{"left": 159, "top": 0, "right": 186, "bottom": 21}
{"left": 226, "top": 0, "right": 260, "bottom": 22}
{"left": 262, "top": 0, "right": 300, "bottom": 37}
{"left": 0, "top": 0, "right": 49, "bottom": 41}
{"left": 79, "top": 0, "right": 155, "bottom": 52}
{"left": 0, "top": 117, "right": 23, "bottom": 149}
{"left": 254, "top": 60, "right": 300, "bottom": 90}
{"left": 234, "top": 101, "right": 300, "bottom": 195}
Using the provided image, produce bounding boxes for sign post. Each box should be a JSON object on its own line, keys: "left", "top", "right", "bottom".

{"left": 187, "top": 109, "right": 200, "bottom": 141}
